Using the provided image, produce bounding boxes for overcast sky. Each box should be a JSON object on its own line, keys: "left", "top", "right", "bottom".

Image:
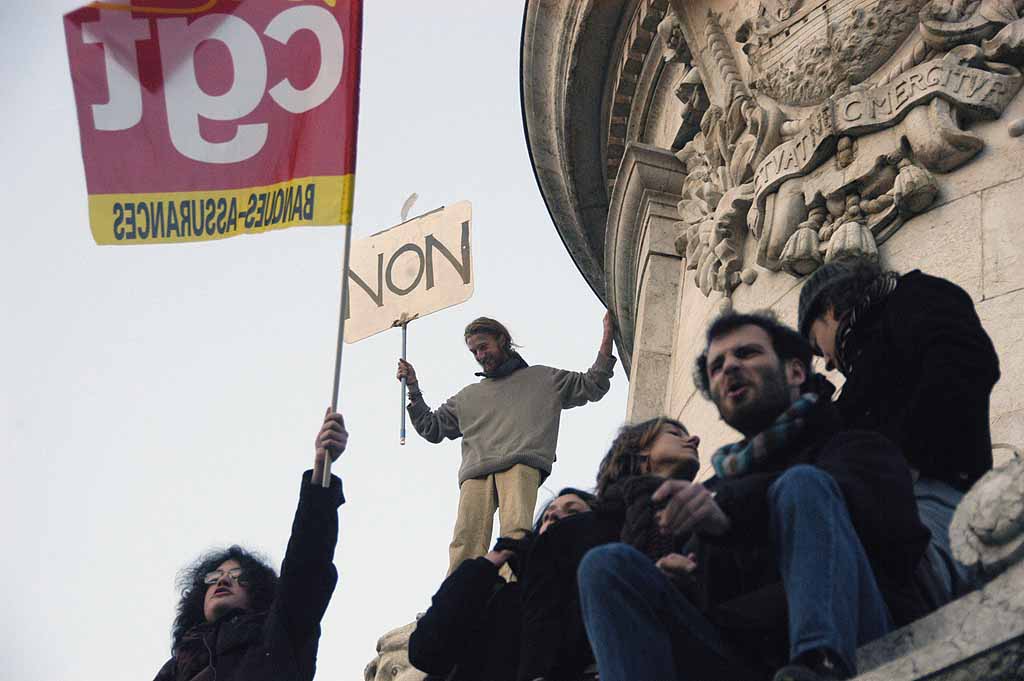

{"left": 1, "top": 3, "right": 629, "bottom": 680}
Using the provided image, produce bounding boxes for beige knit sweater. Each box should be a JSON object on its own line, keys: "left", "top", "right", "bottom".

{"left": 408, "top": 353, "right": 616, "bottom": 484}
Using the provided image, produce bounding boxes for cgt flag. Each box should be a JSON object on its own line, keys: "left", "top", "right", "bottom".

{"left": 64, "top": 0, "right": 362, "bottom": 245}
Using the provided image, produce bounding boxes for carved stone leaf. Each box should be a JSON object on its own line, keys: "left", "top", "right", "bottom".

{"left": 980, "top": 0, "right": 1019, "bottom": 25}
{"left": 678, "top": 199, "right": 709, "bottom": 224}
{"left": 715, "top": 182, "right": 755, "bottom": 226}
{"left": 983, "top": 19, "right": 1024, "bottom": 63}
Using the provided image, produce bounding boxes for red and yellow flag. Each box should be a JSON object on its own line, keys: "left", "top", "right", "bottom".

{"left": 64, "top": 0, "right": 362, "bottom": 245}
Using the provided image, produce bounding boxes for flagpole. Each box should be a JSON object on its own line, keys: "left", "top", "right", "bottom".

{"left": 324, "top": 220, "right": 354, "bottom": 488}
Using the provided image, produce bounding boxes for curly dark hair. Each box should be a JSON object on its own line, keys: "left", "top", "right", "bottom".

{"left": 596, "top": 417, "right": 688, "bottom": 498}
{"left": 692, "top": 310, "right": 814, "bottom": 399}
{"left": 171, "top": 545, "right": 278, "bottom": 653}
{"left": 532, "top": 486, "right": 598, "bottom": 532}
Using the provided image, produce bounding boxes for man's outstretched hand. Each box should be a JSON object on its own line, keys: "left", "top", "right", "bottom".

{"left": 652, "top": 479, "right": 731, "bottom": 537}
{"left": 600, "top": 311, "right": 615, "bottom": 357}
{"left": 313, "top": 408, "right": 348, "bottom": 486}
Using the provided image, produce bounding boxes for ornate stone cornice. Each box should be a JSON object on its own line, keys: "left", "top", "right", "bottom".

{"left": 605, "top": 0, "right": 671, "bottom": 191}
{"left": 520, "top": 0, "right": 633, "bottom": 304}
{"left": 605, "top": 142, "right": 687, "bottom": 372}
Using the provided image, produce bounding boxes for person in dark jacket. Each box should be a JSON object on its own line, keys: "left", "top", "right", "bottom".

{"left": 409, "top": 487, "right": 596, "bottom": 681}
{"left": 153, "top": 409, "right": 348, "bottom": 681}
{"left": 577, "top": 312, "right": 930, "bottom": 681}
{"left": 517, "top": 417, "right": 702, "bottom": 681}
{"left": 798, "top": 258, "right": 1000, "bottom": 604}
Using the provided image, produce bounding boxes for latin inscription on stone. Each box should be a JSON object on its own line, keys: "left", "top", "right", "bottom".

{"left": 753, "top": 58, "right": 1022, "bottom": 207}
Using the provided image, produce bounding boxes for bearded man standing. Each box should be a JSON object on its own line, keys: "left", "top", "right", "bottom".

{"left": 397, "top": 314, "right": 615, "bottom": 575}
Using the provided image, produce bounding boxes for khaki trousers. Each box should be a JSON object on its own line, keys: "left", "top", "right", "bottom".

{"left": 447, "top": 463, "right": 541, "bottom": 578}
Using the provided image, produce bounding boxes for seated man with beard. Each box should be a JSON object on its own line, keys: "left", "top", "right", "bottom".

{"left": 153, "top": 409, "right": 348, "bottom": 681}
{"left": 578, "top": 312, "right": 930, "bottom": 681}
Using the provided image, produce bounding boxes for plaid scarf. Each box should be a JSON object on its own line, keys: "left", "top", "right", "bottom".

{"left": 834, "top": 271, "right": 899, "bottom": 375}
{"left": 711, "top": 393, "right": 820, "bottom": 478}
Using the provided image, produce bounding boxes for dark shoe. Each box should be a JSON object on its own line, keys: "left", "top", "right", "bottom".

{"left": 772, "top": 649, "right": 852, "bottom": 681}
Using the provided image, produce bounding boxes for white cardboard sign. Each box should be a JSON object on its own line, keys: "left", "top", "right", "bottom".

{"left": 344, "top": 201, "right": 473, "bottom": 343}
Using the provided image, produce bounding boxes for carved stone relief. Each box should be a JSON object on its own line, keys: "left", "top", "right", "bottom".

{"left": 951, "top": 450, "right": 1024, "bottom": 579}
{"left": 363, "top": 621, "right": 426, "bottom": 681}
{"left": 657, "top": 6, "right": 691, "bottom": 64}
{"left": 606, "top": 0, "right": 672, "bottom": 191}
{"left": 672, "top": 12, "right": 784, "bottom": 301}
{"left": 741, "top": 0, "right": 930, "bottom": 107}
{"left": 608, "top": 0, "right": 716, "bottom": 195}
{"left": 668, "top": 2, "right": 1024, "bottom": 302}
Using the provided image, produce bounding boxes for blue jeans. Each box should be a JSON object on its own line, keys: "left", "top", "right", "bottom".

{"left": 579, "top": 543, "right": 761, "bottom": 681}
{"left": 915, "top": 477, "right": 977, "bottom": 605}
{"left": 578, "top": 466, "right": 892, "bottom": 681}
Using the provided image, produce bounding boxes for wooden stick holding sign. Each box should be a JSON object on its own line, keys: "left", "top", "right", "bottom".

{"left": 394, "top": 312, "right": 418, "bottom": 445}
{"left": 341, "top": 201, "right": 475, "bottom": 448}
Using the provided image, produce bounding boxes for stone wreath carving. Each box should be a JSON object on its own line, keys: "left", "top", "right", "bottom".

{"left": 672, "top": 2, "right": 1024, "bottom": 299}
{"left": 742, "top": 0, "right": 930, "bottom": 107}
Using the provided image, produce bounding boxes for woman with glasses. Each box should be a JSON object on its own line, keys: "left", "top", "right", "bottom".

{"left": 153, "top": 409, "right": 348, "bottom": 681}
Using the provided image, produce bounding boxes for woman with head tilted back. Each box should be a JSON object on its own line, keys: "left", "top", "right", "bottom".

{"left": 798, "top": 257, "right": 1001, "bottom": 605}
{"left": 153, "top": 410, "right": 348, "bottom": 681}
{"left": 516, "top": 417, "right": 701, "bottom": 681}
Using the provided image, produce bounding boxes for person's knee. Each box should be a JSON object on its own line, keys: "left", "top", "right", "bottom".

{"left": 769, "top": 464, "right": 840, "bottom": 511}
{"left": 578, "top": 543, "right": 643, "bottom": 591}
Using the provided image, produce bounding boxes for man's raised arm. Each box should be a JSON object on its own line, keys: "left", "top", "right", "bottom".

{"left": 553, "top": 312, "right": 617, "bottom": 409}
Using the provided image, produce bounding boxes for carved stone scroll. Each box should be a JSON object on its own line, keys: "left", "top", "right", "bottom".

{"left": 752, "top": 53, "right": 1023, "bottom": 236}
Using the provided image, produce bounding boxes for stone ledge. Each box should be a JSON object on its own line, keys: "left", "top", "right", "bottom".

{"left": 855, "top": 560, "right": 1024, "bottom": 680}
{"left": 856, "top": 456, "right": 1024, "bottom": 680}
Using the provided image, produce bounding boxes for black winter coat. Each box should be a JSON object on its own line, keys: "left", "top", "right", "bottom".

{"left": 517, "top": 477, "right": 695, "bottom": 681}
{"left": 154, "top": 471, "right": 345, "bottom": 681}
{"left": 693, "top": 401, "right": 931, "bottom": 660}
{"left": 836, "top": 270, "right": 1000, "bottom": 491}
{"left": 408, "top": 557, "right": 522, "bottom": 681}
{"left": 516, "top": 509, "right": 621, "bottom": 681}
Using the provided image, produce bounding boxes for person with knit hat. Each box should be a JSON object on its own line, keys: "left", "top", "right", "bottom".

{"left": 798, "top": 257, "right": 1000, "bottom": 605}
{"left": 397, "top": 313, "right": 616, "bottom": 576}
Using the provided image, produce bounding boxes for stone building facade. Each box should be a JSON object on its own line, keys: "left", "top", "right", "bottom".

{"left": 521, "top": 0, "right": 1024, "bottom": 476}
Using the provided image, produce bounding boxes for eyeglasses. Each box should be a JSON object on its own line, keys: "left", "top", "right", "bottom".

{"left": 203, "top": 567, "right": 244, "bottom": 585}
